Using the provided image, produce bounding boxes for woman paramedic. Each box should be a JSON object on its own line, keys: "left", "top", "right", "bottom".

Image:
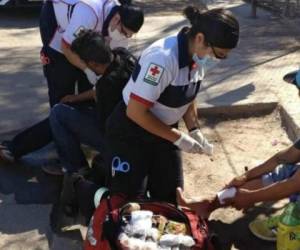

{"left": 105, "top": 6, "right": 240, "bottom": 204}
{"left": 0, "top": 0, "right": 144, "bottom": 166}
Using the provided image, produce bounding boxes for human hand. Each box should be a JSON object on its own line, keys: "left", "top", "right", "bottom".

{"left": 84, "top": 68, "right": 99, "bottom": 85}
{"left": 60, "top": 94, "right": 78, "bottom": 104}
{"left": 189, "top": 129, "right": 213, "bottom": 155}
{"left": 224, "top": 188, "right": 254, "bottom": 210}
{"left": 174, "top": 132, "right": 203, "bottom": 154}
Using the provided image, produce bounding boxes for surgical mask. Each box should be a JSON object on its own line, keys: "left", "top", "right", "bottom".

{"left": 109, "top": 26, "right": 125, "bottom": 41}
{"left": 193, "top": 54, "right": 220, "bottom": 71}
{"left": 108, "top": 26, "right": 128, "bottom": 49}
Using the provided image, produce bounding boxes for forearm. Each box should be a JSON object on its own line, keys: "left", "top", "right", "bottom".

{"left": 249, "top": 178, "right": 300, "bottom": 203}
{"left": 75, "top": 89, "right": 95, "bottom": 102}
{"left": 62, "top": 43, "right": 87, "bottom": 71}
{"left": 245, "top": 157, "right": 279, "bottom": 181}
{"left": 246, "top": 148, "right": 297, "bottom": 180}
{"left": 127, "top": 105, "right": 180, "bottom": 143}
{"left": 183, "top": 101, "right": 201, "bottom": 131}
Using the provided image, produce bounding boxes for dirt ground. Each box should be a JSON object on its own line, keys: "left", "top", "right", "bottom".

{"left": 182, "top": 110, "right": 292, "bottom": 250}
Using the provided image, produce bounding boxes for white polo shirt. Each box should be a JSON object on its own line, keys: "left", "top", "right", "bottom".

{"left": 50, "top": 0, "right": 128, "bottom": 53}
{"left": 122, "top": 28, "right": 204, "bottom": 125}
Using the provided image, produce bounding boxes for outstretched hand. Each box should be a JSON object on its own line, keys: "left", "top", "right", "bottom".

{"left": 223, "top": 188, "right": 254, "bottom": 210}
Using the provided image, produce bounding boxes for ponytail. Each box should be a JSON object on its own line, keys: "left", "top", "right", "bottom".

{"left": 183, "top": 6, "right": 239, "bottom": 49}
{"left": 183, "top": 6, "right": 201, "bottom": 26}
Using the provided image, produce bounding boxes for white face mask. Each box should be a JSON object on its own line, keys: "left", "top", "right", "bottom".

{"left": 192, "top": 54, "right": 220, "bottom": 79}
{"left": 193, "top": 54, "right": 220, "bottom": 69}
{"left": 109, "top": 26, "right": 126, "bottom": 41}
{"left": 108, "top": 26, "right": 128, "bottom": 49}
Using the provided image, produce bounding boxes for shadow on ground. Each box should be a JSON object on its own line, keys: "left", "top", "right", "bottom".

{"left": 209, "top": 203, "right": 283, "bottom": 250}
{"left": 206, "top": 83, "right": 255, "bottom": 105}
{"left": 0, "top": 144, "right": 62, "bottom": 204}
{"left": 0, "top": 7, "right": 40, "bottom": 29}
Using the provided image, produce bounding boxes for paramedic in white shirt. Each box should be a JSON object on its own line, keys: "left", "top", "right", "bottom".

{"left": 104, "top": 6, "right": 240, "bottom": 204}
{"left": 0, "top": 0, "right": 144, "bottom": 164}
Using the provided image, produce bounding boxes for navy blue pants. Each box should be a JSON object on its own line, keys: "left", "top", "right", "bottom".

{"left": 105, "top": 101, "right": 184, "bottom": 204}
{"left": 49, "top": 104, "right": 104, "bottom": 173}
{"left": 8, "top": 1, "right": 94, "bottom": 158}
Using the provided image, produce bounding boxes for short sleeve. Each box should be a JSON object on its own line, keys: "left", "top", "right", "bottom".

{"left": 129, "top": 52, "right": 173, "bottom": 107}
{"left": 62, "top": 3, "right": 98, "bottom": 46}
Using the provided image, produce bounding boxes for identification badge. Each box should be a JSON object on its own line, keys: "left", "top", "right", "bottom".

{"left": 144, "top": 63, "right": 164, "bottom": 86}
{"left": 73, "top": 26, "right": 85, "bottom": 38}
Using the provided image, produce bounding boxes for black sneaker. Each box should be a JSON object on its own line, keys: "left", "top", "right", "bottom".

{"left": 50, "top": 201, "right": 85, "bottom": 233}
{"left": 90, "top": 153, "right": 107, "bottom": 185}
{"left": 283, "top": 70, "right": 298, "bottom": 86}
{"left": 42, "top": 164, "right": 64, "bottom": 176}
{"left": 0, "top": 141, "right": 15, "bottom": 163}
{"left": 60, "top": 172, "right": 84, "bottom": 216}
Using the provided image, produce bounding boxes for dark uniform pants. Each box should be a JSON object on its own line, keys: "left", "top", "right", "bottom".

{"left": 8, "top": 1, "right": 94, "bottom": 158}
{"left": 104, "top": 101, "right": 184, "bottom": 204}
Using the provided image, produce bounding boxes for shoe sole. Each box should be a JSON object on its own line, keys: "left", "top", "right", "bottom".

{"left": 42, "top": 166, "right": 64, "bottom": 176}
{"left": 249, "top": 221, "right": 277, "bottom": 242}
{"left": 283, "top": 70, "right": 298, "bottom": 85}
{"left": 0, "top": 148, "right": 15, "bottom": 164}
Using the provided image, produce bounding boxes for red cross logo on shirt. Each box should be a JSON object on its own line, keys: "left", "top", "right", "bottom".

{"left": 150, "top": 66, "right": 160, "bottom": 76}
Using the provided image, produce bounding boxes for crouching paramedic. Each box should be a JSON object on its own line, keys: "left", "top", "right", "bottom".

{"left": 104, "top": 6, "right": 240, "bottom": 204}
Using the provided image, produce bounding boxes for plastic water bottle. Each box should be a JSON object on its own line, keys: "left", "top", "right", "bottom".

{"left": 280, "top": 202, "right": 300, "bottom": 226}
{"left": 277, "top": 201, "right": 300, "bottom": 250}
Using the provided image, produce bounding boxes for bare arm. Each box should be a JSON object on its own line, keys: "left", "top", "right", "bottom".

{"left": 61, "top": 89, "right": 96, "bottom": 103}
{"left": 75, "top": 89, "right": 96, "bottom": 102}
{"left": 227, "top": 170, "right": 300, "bottom": 210}
{"left": 183, "top": 100, "right": 201, "bottom": 131}
{"left": 245, "top": 145, "right": 300, "bottom": 181}
{"left": 61, "top": 42, "right": 87, "bottom": 71}
{"left": 126, "top": 98, "right": 181, "bottom": 143}
{"left": 251, "top": 170, "right": 300, "bottom": 203}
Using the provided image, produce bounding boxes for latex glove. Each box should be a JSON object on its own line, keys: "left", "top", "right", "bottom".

{"left": 174, "top": 132, "right": 203, "bottom": 154}
{"left": 189, "top": 129, "right": 213, "bottom": 155}
{"left": 84, "top": 68, "right": 99, "bottom": 85}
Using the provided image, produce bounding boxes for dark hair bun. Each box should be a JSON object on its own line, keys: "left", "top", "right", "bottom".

{"left": 120, "top": 3, "right": 144, "bottom": 33}
{"left": 119, "top": 0, "right": 132, "bottom": 5}
{"left": 183, "top": 6, "right": 200, "bottom": 25}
